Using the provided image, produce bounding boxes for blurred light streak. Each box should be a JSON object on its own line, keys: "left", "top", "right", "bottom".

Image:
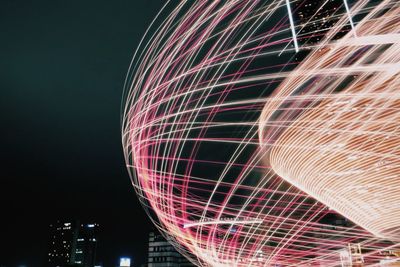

{"left": 122, "top": 0, "right": 400, "bottom": 266}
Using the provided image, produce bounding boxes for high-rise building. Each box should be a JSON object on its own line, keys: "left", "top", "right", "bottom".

{"left": 47, "top": 220, "right": 99, "bottom": 267}
{"left": 147, "top": 231, "right": 194, "bottom": 267}
{"left": 48, "top": 221, "right": 79, "bottom": 267}
{"left": 74, "top": 223, "right": 98, "bottom": 267}
{"left": 293, "top": 0, "right": 351, "bottom": 46}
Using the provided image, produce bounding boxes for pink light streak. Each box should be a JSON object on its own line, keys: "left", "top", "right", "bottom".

{"left": 122, "top": 1, "right": 400, "bottom": 266}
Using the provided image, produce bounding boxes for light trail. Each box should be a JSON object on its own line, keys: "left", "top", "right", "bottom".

{"left": 122, "top": 0, "right": 400, "bottom": 266}
{"left": 285, "top": 0, "right": 299, "bottom": 53}
{"left": 259, "top": 0, "right": 400, "bottom": 242}
{"left": 343, "top": 0, "right": 357, "bottom": 36}
{"left": 183, "top": 218, "right": 263, "bottom": 229}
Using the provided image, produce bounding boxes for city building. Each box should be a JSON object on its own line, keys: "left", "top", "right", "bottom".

{"left": 48, "top": 221, "right": 79, "bottom": 267}
{"left": 293, "top": 0, "right": 351, "bottom": 46}
{"left": 74, "top": 223, "right": 99, "bottom": 267}
{"left": 47, "top": 220, "right": 99, "bottom": 267}
{"left": 147, "top": 231, "right": 194, "bottom": 267}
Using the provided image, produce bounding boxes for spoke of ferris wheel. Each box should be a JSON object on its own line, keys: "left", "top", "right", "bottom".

{"left": 285, "top": 0, "right": 299, "bottom": 53}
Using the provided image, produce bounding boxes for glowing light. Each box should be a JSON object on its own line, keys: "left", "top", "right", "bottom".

{"left": 285, "top": 0, "right": 299, "bottom": 52}
{"left": 183, "top": 218, "right": 263, "bottom": 229}
{"left": 259, "top": 0, "right": 400, "bottom": 241}
{"left": 119, "top": 258, "right": 131, "bottom": 267}
{"left": 343, "top": 0, "right": 357, "bottom": 36}
{"left": 122, "top": 1, "right": 400, "bottom": 266}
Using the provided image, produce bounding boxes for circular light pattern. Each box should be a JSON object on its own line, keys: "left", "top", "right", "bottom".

{"left": 122, "top": 1, "right": 400, "bottom": 266}
{"left": 259, "top": 5, "right": 400, "bottom": 242}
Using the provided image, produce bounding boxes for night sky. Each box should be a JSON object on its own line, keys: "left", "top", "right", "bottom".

{"left": 0, "top": 1, "right": 164, "bottom": 266}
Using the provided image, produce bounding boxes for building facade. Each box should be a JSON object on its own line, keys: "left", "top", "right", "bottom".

{"left": 47, "top": 220, "right": 98, "bottom": 267}
{"left": 74, "top": 223, "right": 98, "bottom": 267}
{"left": 147, "top": 231, "right": 194, "bottom": 267}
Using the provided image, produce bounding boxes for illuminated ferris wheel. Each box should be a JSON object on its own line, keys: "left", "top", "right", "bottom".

{"left": 122, "top": 1, "right": 400, "bottom": 266}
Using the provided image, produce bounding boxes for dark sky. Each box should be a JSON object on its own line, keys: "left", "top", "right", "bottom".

{"left": 0, "top": 1, "right": 164, "bottom": 266}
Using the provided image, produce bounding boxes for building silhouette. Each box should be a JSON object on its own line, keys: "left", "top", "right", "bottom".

{"left": 47, "top": 220, "right": 98, "bottom": 267}
{"left": 47, "top": 221, "right": 78, "bottom": 266}
{"left": 147, "top": 231, "right": 194, "bottom": 267}
{"left": 74, "top": 223, "right": 98, "bottom": 267}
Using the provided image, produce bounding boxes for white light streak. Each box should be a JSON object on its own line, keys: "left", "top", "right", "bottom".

{"left": 285, "top": 0, "right": 299, "bottom": 53}
{"left": 183, "top": 219, "right": 263, "bottom": 229}
{"left": 343, "top": 0, "right": 357, "bottom": 37}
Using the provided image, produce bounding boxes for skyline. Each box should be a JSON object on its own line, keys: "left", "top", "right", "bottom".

{"left": 2, "top": 0, "right": 400, "bottom": 266}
